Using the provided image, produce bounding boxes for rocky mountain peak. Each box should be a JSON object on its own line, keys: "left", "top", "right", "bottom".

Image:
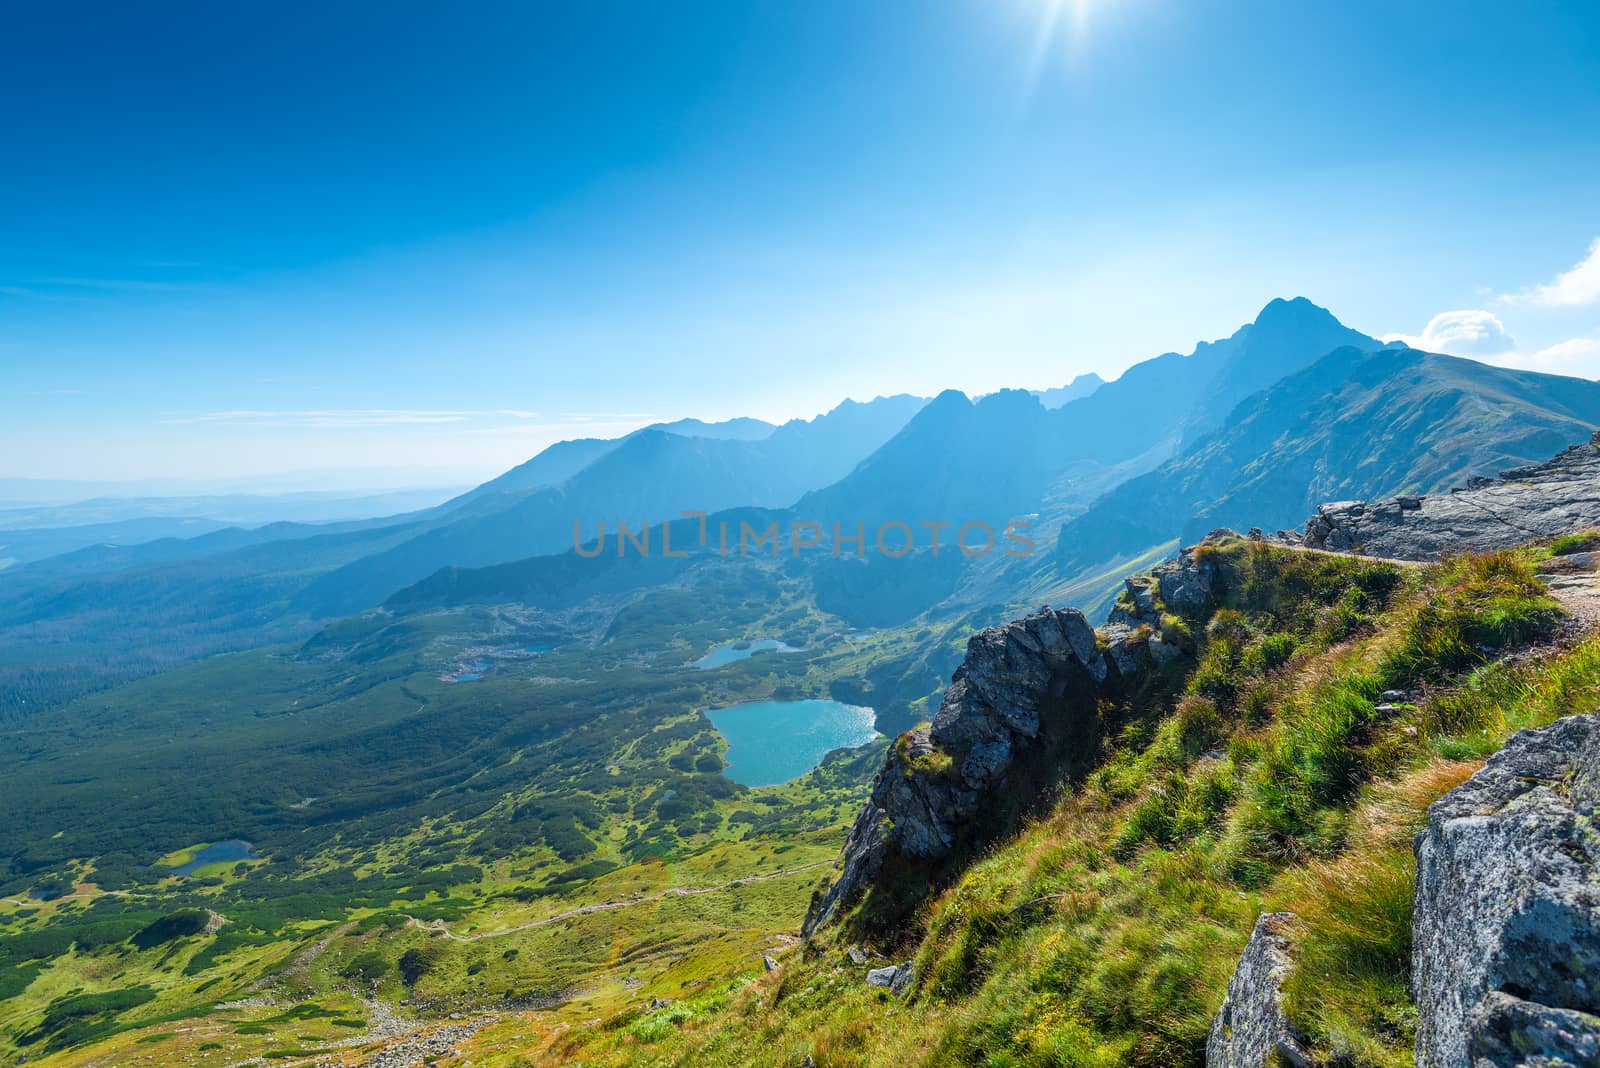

{"left": 1249, "top": 294, "right": 1333, "bottom": 329}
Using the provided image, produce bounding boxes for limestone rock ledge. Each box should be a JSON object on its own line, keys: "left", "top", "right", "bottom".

{"left": 1413, "top": 712, "right": 1600, "bottom": 1068}
{"left": 1302, "top": 430, "right": 1600, "bottom": 560}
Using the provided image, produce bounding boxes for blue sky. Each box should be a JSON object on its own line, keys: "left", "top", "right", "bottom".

{"left": 4, "top": 0, "right": 1599, "bottom": 484}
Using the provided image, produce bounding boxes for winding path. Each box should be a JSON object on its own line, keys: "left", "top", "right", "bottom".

{"left": 1283, "top": 537, "right": 1598, "bottom": 628}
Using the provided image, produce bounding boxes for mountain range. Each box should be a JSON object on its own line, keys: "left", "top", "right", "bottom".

{"left": 383, "top": 297, "right": 1600, "bottom": 630}
{"left": 4, "top": 298, "right": 1598, "bottom": 719}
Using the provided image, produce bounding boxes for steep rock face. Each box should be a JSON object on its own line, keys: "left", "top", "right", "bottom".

{"left": 1413, "top": 713, "right": 1600, "bottom": 1067}
{"left": 804, "top": 606, "right": 1118, "bottom": 935}
{"left": 804, "top": 542, "right": 1232, "bottom": 936}
{"left": 1206, "top": 912, "right": 1311, "bottom": 1068}
{"left": 1303, "top": 431, "right": 1600, "bottom": 560}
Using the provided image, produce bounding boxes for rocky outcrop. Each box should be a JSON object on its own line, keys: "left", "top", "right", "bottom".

{"left": 1206, "top": 912, "right": 1311, "bottom": 1068}
{"left": 1302, "top": 431, "right": 1600, "bottom": 559}
{"left": 1413, "top": 713, "right": 1600, "bottom": 1067}
{"left": 804, "top": 606, "right": 1122, "bottom": 935}
{"left": 804, "top": 543, "right": 1232, "bottom": 936}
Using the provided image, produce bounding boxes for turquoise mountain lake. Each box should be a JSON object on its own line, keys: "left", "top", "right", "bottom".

{"left": 692, "top": 638, "right": 803, "bottom": 669}
{"left": 705, "top": 699, "right": 878, "bottom": 786}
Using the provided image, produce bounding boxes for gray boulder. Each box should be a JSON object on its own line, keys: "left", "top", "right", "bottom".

{"left": 866, "top": 963, "right": 912, "bottom": 994}
{"left": 865, "top": 965, "right": 898, "bottom": 987}
{"left": 1206, "top": 912, "right": 1312, "bottom": 1067}
{"left": 803, "top": 539, "right": 1233, "bottom": 937}
{"left": 1469, "top": 991, "right": 1600, "bottom": 1067}
{"left": 1413, "top": 713, "right": 1600, "bottom": 1067}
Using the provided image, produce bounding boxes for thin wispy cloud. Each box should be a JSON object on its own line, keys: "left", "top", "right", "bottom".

{"left": 2, "top": 275, "right": 225, "bottom": 302}
{"left": 0, "top": 283, "right": 112, "bottom": 304}
{"left": 30, "top": 276, "right": 207, "bottom": 293}
{"left": 559, "top": 412, "right": 659, "bottom": 422}
{"left": 163, "top": 409, "right": 544, "bottom": 428}
{"left": 1499, "top": 237, "right": 1600, "bottom": 306}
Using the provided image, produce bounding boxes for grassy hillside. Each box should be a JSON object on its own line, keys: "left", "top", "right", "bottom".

{"left": 528, "top": 539, "right": 1591, "bottom": 1067}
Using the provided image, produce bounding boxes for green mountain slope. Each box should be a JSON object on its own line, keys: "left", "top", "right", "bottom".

{"left": 1054, "top": 347, "right": 1600, "bottom": 574}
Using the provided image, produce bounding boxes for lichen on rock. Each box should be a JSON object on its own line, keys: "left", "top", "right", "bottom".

{"left": 1413, "top": 712, "right": 1600, "bottom": 1068}
{"left": 1206, "top": 912, "right": 1312, "bottom": 1068}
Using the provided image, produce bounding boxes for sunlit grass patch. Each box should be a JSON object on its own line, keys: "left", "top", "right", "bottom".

{"left": 1549, "top": 529, "right": 1600, "bottom": 556}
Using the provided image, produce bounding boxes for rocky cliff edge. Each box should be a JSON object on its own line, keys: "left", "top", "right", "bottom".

{"left": 803, "top": 541, "right": 1225, "bottom": 936}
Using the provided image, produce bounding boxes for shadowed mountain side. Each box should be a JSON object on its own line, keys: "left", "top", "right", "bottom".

{"left": 1048, "top": 296, "right": 1378, "bottom": 469}
{"left": 1178, "top": 295, "right": 1380, "bottom": 445}
{"left": 1054, "top": 347, "right": 1600, "bottom": 575}
{"left": 1035, "top": 372, "right": 1104, "bottom": 408}
{"left": 649, "top": 416, "right": 777, "bottom": 440}
{"left": 797, "top": 389, "right": 1066, "bottom": 533}
{"left": 449, "top": 436, "right": 623, "bottom": 509}
{"left": 385, "top": 506, "right": 973, "bottom": 631}
{"left": 299, "top": 396, "right": 928, "bottom": 616}
{"left": 449, "top": 415, "right": 780, "bottom": 509}
{"left": 799, "top": 299, "right": 1379, "bottom": 545}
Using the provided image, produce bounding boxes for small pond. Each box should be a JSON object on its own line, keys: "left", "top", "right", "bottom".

{"left": 172, "top": 840, "right": 261, "bottom": 876}
{"left": 692, "top": 638, "right": 803, "bottom": 669}
{"left": 704, "top": 699, "right": 878, "bottom": 786}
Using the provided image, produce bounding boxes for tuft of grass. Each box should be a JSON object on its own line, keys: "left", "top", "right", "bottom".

{"left": 1277, "top": 759, "right": 1476, "bottom": 1066}
{"left": 1378, "top": 552, "right": 1561, "bottom": 687}
{"left": 1549, "top": 529, "right": 1600, "bottom": 556}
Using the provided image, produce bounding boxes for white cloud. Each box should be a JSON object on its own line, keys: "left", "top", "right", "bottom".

{"left": 1522, "top": 336, "right": 1600, "bottom": 377}
{"left": 1501, "top": 237, "right": 1600, "bottom": 306}
{"left": 1383, "top": 305, "right": 1600, "bottom": 379}
{"left": 1382, "top": 309, "right": 1517, "bottom": 357}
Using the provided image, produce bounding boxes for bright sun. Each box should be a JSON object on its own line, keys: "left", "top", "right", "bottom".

{"left": 1024, "top": 0, "right": 1099, "bottom": 89}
